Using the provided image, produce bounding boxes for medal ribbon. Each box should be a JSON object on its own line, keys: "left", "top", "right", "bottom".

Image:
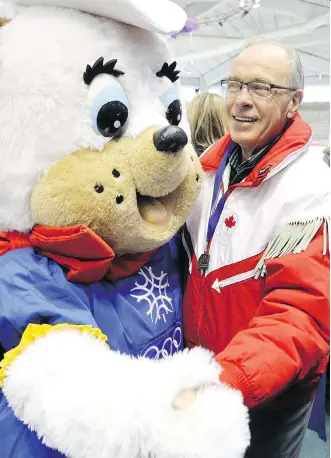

{"left": 198, "top": 145, "right": 233, "bottom": 273}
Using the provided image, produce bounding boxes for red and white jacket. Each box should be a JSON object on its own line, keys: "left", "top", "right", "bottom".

{"left": 183, "top": 114, "right": 330, "bottom": 409}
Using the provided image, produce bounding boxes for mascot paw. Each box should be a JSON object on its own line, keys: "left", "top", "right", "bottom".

{"left": 140, "top": 347, "right": 250, "bottom": 458}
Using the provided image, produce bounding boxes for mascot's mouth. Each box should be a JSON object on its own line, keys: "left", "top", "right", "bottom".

{"left": 136, "top": 192, "right": 173, "bottom": 226}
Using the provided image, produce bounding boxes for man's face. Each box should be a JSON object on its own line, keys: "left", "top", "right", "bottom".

{"left": 225, "top": 44, "right": 302, "bottom": 157}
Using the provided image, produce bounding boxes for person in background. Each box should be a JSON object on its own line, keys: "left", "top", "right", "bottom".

{"left": 323, "top": 145, "right": 330, "bottom": 166}
{"left": 180, "top": 40, "right": 330, "bottom": 458}
{"left": 187, "top": 93, "right": 228, "bottom": 156}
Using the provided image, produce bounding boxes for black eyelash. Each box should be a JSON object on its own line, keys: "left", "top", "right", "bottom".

{"left": 83, "top": 57, "right": 125, "bottom": 85}
{"left": 156, "top": 61, "right": 180, "bottom": 83}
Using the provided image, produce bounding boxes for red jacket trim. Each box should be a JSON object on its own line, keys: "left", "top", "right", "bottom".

{"left": 200, "top": 114, "right": 312, "bottom": 185}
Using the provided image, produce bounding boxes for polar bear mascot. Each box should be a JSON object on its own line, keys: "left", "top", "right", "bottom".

{"left": 0, "top": 1, "right": 250, "bottom": 457}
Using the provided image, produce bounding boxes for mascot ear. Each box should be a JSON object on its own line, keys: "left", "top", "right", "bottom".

{"left": 0, "top": 0, "right": 16, "bottom": 24}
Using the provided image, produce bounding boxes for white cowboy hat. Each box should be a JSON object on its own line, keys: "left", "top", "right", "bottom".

{"left": 9, "top": 0, "right": 187, "bottom": 34}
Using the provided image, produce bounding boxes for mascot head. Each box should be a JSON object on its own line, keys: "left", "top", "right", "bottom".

{"left": 0, "top": 0, "right": 202, "bottom": 254}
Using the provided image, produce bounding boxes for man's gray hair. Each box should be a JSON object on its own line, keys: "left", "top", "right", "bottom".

{"left": 245, "top": 39, "right": 305, "bottom": 90}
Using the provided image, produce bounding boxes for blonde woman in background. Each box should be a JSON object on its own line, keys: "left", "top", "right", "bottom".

{"left": 323, "top": 145, "right": 330, "bottom": 166}
{"left": 187, "top": 93, "right": 228, "bottom": 156}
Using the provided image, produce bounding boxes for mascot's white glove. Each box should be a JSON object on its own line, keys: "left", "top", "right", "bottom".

{"left": 138, "top": 347, "right": 250, "bottom": 458}
{"left": 3, "top": 329, "right": 250, "bottom": 458}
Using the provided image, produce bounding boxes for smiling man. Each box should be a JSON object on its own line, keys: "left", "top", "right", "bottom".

{"left": 227, "top": 42, "right": 302, "bottom": 158}
{"left": 182, "top": 41, "right": 330, "bottom": 457}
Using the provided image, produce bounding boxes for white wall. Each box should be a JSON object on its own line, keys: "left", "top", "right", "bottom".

{"left": 299, "top": 102, "right": 330, "bottom": 146}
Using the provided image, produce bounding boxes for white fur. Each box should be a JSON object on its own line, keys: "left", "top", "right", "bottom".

{"left": 0, "top": 0, "right": 16, "bottom": 19}
{"left": 0, "top": 6, "right": 178, "bottom": 232}
{"left": 139, "top": 348, "right": 251, "bottom": 458}
{"left": 3, "top": 330, "right": 250, "bottom": 458}
{"left": 18, "top": 0, "right": 187, "bottom": 34}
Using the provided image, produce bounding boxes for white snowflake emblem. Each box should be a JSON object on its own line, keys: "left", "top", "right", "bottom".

{"left": 130, "top": 267, "right": 173, "bottom": 324}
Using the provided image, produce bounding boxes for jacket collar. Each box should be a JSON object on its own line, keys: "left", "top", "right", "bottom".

{"left": 200, "top": 113, "right": 312, "bottom": 185}
{"left": 0, "top": 225, "right": 156, "bottom": 283}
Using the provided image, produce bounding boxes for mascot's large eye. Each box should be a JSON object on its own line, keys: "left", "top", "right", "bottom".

{"left": 162, "top": 86, "right": 182, "bottom": 126}
{"left": 88, "top": 74, "right": 129, "bottom": 138}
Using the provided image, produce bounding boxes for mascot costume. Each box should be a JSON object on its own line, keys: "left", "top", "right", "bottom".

{"left": 0, "top": 1, "right": 250, "bottom": 457}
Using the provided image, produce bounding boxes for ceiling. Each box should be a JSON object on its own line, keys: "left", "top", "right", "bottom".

{"left": 172, "top": 0, "right": 330, "bottom": 88}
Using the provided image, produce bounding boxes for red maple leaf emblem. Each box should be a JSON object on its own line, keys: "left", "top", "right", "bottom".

{"left": 225, "top": 215, "right": 236, "bottom": 229}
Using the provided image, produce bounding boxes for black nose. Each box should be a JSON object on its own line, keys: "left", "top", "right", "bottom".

{"left": 153, "top": 126, "right": 188, "bottom": 154}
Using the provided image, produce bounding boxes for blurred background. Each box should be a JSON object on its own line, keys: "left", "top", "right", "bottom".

{"left": 171, "top": 0, "right": 330, "bottom": 146}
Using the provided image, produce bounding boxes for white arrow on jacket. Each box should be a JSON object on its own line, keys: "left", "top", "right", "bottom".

{"left": 211, "top": 269, "right": 256, "bottom": 293}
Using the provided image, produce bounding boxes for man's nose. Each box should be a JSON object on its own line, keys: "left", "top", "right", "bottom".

{"left": 234, "top": 86, "right": 254, "bottom": 107}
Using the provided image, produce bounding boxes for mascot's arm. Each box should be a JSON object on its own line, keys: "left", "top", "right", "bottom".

{"left": 0, "top": 252, "right": 250, "bottom": 458}
{"left": 138, "top": 347, "right": 250, "bottom": 458}
{"left": 1, "top": 325, "right": 149, "bottom": 458}
{"left": 2, "top": 334, "right": 250, "bottom": 458}
{"left": 0, "top": 252, "right": 152, "bottom": 458}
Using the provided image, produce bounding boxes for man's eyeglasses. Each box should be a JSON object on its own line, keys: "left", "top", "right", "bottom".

{"left": 221, "top": 79, "right": 297, "bottom": 98}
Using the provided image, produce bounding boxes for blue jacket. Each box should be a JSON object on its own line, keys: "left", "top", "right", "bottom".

{"left": 0, "top": 238, "right": 183, "bottom": 457}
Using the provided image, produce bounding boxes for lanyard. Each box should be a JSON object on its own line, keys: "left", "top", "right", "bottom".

{"left": 198, "top": 146, "right": 232, "bottom": 273}
{"left": 208, "top": 147, "right": 232, "bottom": 241}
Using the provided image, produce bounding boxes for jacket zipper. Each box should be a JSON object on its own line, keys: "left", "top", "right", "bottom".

{"left": 181, "top": 230, "right": 192, "bottom": 274}
{"left": 197, "top": 241, "right": 211, "bottom": 343}
{"left": 213, "top": 269, "right": 256, "bottom": 291}
{"left": 197, "top": 266, "right": 206, "bottom": 345}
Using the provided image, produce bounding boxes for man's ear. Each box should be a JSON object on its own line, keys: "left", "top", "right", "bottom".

{"left": 287, "top": 89, "right": 303, "bottom": 119}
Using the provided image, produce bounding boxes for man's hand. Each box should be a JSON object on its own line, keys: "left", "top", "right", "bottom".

{"left": 172, "top": 388, "right": 198, "bottom": 410}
